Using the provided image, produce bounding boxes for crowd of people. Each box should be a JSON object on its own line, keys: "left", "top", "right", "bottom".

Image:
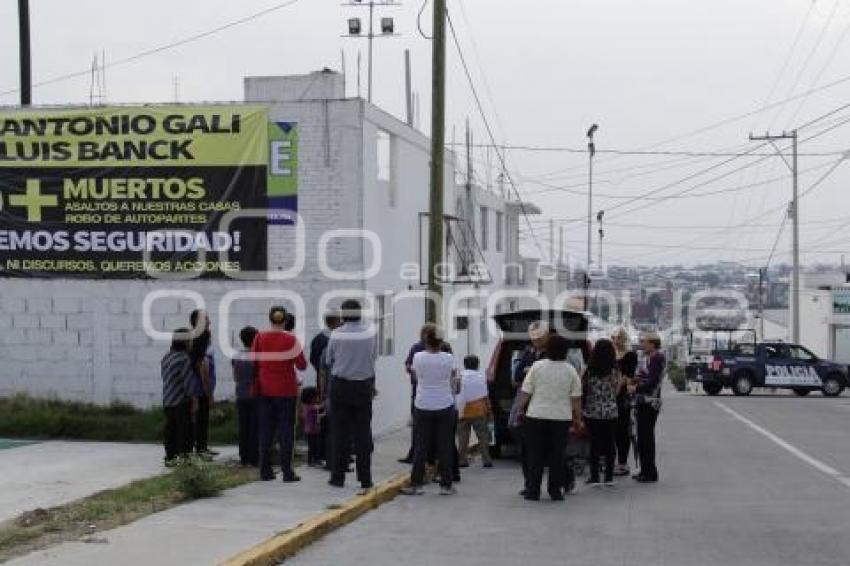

{"left": 159, "top": 304, "right": 665, "bottom": 502}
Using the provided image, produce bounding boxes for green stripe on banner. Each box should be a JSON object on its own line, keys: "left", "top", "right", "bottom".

{"left": 267, "top": 121, "right": 298, "bottom": 197}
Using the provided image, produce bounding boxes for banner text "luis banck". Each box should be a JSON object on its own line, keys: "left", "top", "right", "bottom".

{"left": 0, "top": 113, "right": 244, "bottom": 163}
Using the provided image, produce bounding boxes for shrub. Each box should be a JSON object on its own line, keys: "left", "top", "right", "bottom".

{"left": 667, "top": 362, "right": 687, "bottom": 392}
{"left": 173, "top": 456, "right": 222, "bottom": 499}
{"left": 0, "top": 394, "right": 238, "bottom": 444}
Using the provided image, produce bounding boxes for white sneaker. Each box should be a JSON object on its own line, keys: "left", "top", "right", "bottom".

{"left": 439, "top": 485, "right": 457, "bottom": 496}
{"left": 603, "top": 480, "right": 615, "bottom": 487}
{"left": 400, "top": 485, "right": 424, "bottom": 496}
{"left": 565, "top": 483, "right": 578, "bottom": 495}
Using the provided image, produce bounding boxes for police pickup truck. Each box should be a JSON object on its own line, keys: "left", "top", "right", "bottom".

{"left": 700, "top": 341, "right": 847, "bottom": 397}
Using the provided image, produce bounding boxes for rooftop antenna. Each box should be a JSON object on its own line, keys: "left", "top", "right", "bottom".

{"left": 89, "top": 51, "right": 106, "bottom": 106}
{"left": 101, "top": 49, "right": 107, "bottom": 102}
{"left": 173, "top": 75, "right": 181, "bottom": 103}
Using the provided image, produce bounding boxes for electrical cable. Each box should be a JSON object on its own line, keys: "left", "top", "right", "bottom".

{"left": 765, "top": 214, "right": 789, "bottom": 268}
{"left": 0, "top": 0, "right": 307, "bottom": 98}
{"left": 417, "top": 0, "right": 433, "bottom": 40}
{"left": 445, "top": 143, "right": 844, "bottom": 158}
{"left": 446, "top": 10, "right": 546, "bottom": 258}
{"left": 773, "top": 0, "right": 840, "bottom": 127}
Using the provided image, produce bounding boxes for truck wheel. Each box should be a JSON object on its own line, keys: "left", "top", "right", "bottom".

{"left": 703, "top": 383, "right": 722, "bottom": 396}
{"left": 793, "top": 388, "right": 811, "bottom": 397}
{"left": 732, "top": 373, "right": 754, "bottom": 396}
{"left": 821, "top": 375, "right": 845, "bottom": 397}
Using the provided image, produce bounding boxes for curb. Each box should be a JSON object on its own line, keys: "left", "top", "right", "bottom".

{"left": 221, "top": 441, "right": 483, "bottom": 565}
{"left": 220, "top": 471, "right": 410, "bottom": 566}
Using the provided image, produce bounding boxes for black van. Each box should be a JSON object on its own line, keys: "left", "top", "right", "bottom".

{"left": 485, "top": 309, "right": 590, "bottom": 457}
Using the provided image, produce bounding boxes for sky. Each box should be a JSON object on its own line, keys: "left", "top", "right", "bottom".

{"left": 1, "top": 0, "right": 850, "bottom": 268}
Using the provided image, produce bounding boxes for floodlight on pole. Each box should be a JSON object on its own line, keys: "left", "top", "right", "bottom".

{"left": 342, "top": 1, "right": 402, "bottom": 103}
{"left": 584, "top": 123, "right": 598, "bottom": 311}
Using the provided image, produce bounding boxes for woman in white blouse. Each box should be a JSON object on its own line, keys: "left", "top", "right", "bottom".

{"left": 515, "top": 334, "right": 583, "bottom": 501}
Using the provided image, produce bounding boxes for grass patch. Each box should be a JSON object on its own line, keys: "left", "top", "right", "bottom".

{"left": 0, "top": 458, "right": 255, "bottom": 563}
{"left": 0, "top": 394, "right": 238, "bottom": 444}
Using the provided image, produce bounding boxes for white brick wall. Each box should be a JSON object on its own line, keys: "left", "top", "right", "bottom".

{"left": 0, "top": 92, "right": 524, "bottom": 437}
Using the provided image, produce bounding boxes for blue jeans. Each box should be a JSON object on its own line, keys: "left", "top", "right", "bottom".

{"left": 257, "top": 396, "right": 297, "bottom": 477}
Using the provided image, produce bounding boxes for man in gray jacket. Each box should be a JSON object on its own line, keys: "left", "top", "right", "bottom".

{"left": 326, "top": 300, "right": 378, "bottom": 493}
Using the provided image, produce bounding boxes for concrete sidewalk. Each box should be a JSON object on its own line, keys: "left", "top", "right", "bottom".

{"left": 0, "top": 440, "right": 240, "bottom": 523}
{"left": 8, "top": 428, "right": 411, "bottom": 565}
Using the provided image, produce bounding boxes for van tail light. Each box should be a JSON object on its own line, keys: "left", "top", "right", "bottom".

{"left": 711, "top": 356, "right": 723, "bottom": 372}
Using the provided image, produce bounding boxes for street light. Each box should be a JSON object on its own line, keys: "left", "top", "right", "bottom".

{"left": 584, "top": 123, "right": 598, "bottom": 311}
{"left": 348, "top": 18, "right": 362, "bottom": 35}
{"left": 597, "top": 209, "right": 604, "bottom": 268}
{"left": 342, "top": 1, "right": 401, "bottom": 103}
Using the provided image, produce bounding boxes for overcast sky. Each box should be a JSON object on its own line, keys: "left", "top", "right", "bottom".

{"left": 1, "top": 0, "right": 849, "bottom": 268}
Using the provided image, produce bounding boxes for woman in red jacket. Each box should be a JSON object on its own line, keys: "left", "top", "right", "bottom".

{"left": 252, "top": 306, "right": 308, "bottom": 482}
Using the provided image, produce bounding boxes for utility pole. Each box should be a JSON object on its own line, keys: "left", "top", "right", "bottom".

{"left": 585, "top": 124, "right": 598, "bottom": 311}
{"left": 749, "top": 130, "right": 799, "bottom": 342}
{"left": 549, "top": 219, "right": 555, "bottom": 266}
{"left": 426, "top": 0, "right": 447, "bottom": 325}
{"left": 18, "top": 0, "right": 31, "bottom": 106}
{"left": 558, "top": 226, "right": 564, "bottom": 265}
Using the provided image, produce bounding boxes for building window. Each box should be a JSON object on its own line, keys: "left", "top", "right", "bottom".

{"left": 496, "top": 211, "right": 504, "bottom": 252}
{"left": 377, "top": 292, "right": 395, "bottom": 357}
{"left": 377, "top": 130, "right": 397, "bottom": 208}
{"left": 480, "top": 206, "right": 489, "bottom": 251}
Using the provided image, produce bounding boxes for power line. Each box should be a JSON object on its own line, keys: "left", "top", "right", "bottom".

{"left": 604, "top": 114, "right": 850, "bottom": 222}
{"left": 634, "top": 68, "right": 850, "bottom": 151}
{"left": 0, "top": 0, "right": 306, "bottom": 98}
{"left": 446, "top": 10, "right": 546, "bottom": 258}
{"left": 757, "top": 0, "right": 816, "bottom": 123}
{"left": 786, "top": 2, "right": 850, "bottom": 126}
{"left": 446, "top": 142, "right": 845, "bottom": 158}
{"left": 514, "top": 233, "right": 850, "bottom": 255}
{"left": 765, "top": 214, "right": 788, "bottom": 267}
{"left": 521, "top": 159, "right": 838, "bottom": 200}
{"left": 775, "top": 0, "right": 841, "bottom": 128}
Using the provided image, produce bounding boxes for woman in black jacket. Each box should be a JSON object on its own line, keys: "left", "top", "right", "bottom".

{"left": 611, "top": 327, "right": 637, "bottom": 476}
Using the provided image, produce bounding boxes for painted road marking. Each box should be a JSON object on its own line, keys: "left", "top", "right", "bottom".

{"left": 714, "top": 401, "right": 850, "bottom": 491}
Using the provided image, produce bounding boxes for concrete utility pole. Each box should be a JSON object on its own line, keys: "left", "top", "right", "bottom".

{"left": 585, "top": 123, "right": 598, "bottom": 311}
{"left": 18, "top": 0, "right": 31, "bottom": 106}
{"left": 426, "top": 0, "right": 447, "bottom": 325}
{"left": 749, "top": 130, "right": 799, "bottom": 342}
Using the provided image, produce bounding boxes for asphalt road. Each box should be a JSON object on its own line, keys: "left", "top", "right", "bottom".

{"left": 288, "top": 390, "right": 850, "bottom": 566}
